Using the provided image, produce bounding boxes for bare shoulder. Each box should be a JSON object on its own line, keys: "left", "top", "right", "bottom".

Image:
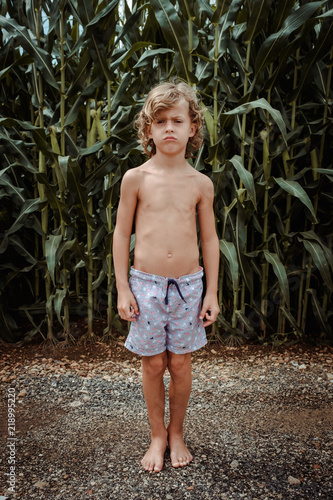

{"left": 121, "top": 162, "right": 149, "bottom": 192}
{"left": 192, "top": 169, "right": 214, "bottom": 198}
{"left": 122, "top": 164, "right": 144, "bottom": 183}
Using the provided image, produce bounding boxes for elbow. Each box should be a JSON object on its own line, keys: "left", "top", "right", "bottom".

{"left": 201, "top": 234, "right": 219, "bottom": 246}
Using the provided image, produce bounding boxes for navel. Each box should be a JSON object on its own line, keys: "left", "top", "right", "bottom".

{"left": 167, "top": 252, "right": 173, "bottom": 258}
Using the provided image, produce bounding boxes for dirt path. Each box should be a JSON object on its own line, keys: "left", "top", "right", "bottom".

{"left": 1, "top": 341, "right": 332, "bottom": 499}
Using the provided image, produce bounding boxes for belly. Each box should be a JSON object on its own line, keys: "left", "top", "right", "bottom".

{"left": 133, "top": 233, "right": 200, "bottom": 278}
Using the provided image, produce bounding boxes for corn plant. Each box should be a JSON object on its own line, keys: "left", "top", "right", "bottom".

{"left": 0, "top": 0, "right": 332, "bottom": 346}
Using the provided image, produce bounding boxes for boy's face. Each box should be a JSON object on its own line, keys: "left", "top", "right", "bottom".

{"left": 147, "top": 99, "right": 196, "bottom": 157}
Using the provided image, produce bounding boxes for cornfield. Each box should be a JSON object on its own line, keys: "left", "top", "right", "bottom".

{"left": 0, "top": 0, "right": 332, "bottom": 346}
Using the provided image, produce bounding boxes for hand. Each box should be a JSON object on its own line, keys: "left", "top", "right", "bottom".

{"left": 199, "top": 294, "right": 220, "bottom": 327}
{"left": 117, "top": 289, "right": 139, "bottom": 322}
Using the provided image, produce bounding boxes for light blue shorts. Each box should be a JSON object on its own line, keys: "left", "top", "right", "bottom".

{"left": 124, "top": 267, "right": 207, "bottom": 356}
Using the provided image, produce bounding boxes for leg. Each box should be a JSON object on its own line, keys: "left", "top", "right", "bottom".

{"left": 167, "top": 351, "right": 193, "bottom": 468}
{"left": 141, "top": 351, "right": 168, "bottom": 472}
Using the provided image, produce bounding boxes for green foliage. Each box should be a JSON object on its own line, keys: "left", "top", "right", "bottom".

{"left": 0, "top": 0, "right": 332, "bottom": 345}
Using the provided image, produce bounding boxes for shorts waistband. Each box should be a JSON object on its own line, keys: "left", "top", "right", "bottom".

{"left": 130, "top": 266, "right": 204, "bottom": 284}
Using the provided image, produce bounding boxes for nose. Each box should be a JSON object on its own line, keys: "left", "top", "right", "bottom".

{"left": 165, "top": 120, "right": 174, "bottom": 131}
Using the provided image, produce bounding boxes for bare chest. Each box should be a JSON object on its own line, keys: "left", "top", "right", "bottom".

{"left": 139, "top": 180, "right": 199, "bottom": 215}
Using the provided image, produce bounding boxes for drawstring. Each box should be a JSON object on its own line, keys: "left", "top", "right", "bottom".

{"left": 164, "top": 279, "right": 187, "bottom": 305}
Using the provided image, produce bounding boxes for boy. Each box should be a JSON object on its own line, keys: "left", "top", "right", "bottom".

{"left": 113, "top": 81, "right": 220, "bottom": 473}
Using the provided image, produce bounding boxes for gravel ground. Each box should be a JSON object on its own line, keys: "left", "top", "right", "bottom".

{"left": 0, "top": 342, "right": 332, "bottom": 500}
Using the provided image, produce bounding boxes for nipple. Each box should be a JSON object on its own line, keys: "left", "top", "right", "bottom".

{"left": 167, "top": 252, "right": 172, "bottom": 258}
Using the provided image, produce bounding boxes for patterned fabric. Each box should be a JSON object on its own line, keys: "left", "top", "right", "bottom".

{"left": 124, "top": 267, "right": 207, "bottom": 356}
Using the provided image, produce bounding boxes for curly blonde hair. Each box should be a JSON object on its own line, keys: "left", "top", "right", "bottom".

{"left": 135, "top": 81, "right": 204, "bottom": 158}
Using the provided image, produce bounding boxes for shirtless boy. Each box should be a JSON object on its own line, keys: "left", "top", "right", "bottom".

{"left": 113, "top": 81, "right": 220, "bottom": 473}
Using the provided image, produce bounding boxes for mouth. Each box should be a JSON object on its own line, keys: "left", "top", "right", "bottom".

{"left": 164, "top": 136, "right": 176, "bottom": 141}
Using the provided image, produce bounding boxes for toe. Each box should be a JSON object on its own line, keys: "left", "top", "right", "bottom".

{"left": 142, "top": 459, "right": 152, "bottom": 471}
{"left": 172, "top": 454, "right": 192, "bottom": 467}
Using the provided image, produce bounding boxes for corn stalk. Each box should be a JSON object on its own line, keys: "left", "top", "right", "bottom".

{"left": 34, "top": 1, "right": 54, "bottom": 342}
{"left": 0, "top": 0, "right": 332, "bottom": 346}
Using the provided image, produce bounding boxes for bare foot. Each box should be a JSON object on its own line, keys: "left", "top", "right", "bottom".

{"left": 141, "top": 432, "right": 168, "bottom": 473}
{"left": 168, "top": 430, "right": 193, "bottom": 468}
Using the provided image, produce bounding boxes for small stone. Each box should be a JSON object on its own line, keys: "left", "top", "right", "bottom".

{"left": 326, "top": 373, "right": 333, "bottom": 381}
{"left": 230, "top": 460, "right": 239, "bottom": 469}
{"left": 69, "top": 400, "right": 83, "bottom": 407}
{"left": 34, "top": 481, "right": 50, "bottom": 489}
{"left": 18, "top": 389, "right": 27, "bottom": 397}
{"left": 288, "top": 476, "right": 300, "bottom": 485}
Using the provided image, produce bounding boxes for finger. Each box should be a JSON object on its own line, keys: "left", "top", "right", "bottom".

{"left": 131, "top": 299, "right": 139, "bottom": 316}
{"left": 127, "top": 305, "right": 139, "bottom": 321}
{"left": 118, "top": 306, "right": 137, "bottom": 321}
{"left": 201, "top": 309, "right": 218, "bottom": 327}
{"left": 199, "top": 306, "right": 208, "bottom": 320}
{"left": 128, "top": 304, "right": 139, "bottom": 321}
{"left": 203, "top": 319, "right": 214, "bottom": 327}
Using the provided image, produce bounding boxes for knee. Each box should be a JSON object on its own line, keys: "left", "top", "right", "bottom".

{"left": 142, "top": 353, "right": 167, "bottom": 377}
{"left": 168, "top": 353, "right": 191, "bottom": 379}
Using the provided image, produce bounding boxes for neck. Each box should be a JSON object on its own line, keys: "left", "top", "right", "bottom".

{"left": 153, "top": 150, "right": 188, "bottom": 170}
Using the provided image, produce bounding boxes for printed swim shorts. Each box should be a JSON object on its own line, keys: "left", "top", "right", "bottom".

{"left": 124, "top": 267, "right": 207, "bottom": 356}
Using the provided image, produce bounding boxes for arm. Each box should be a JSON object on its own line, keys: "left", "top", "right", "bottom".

{"left": 197, "top": 176, "right": 220, "bottom": 327}
{"left": 113, "top": 170, "right": 140, "bottom": 321}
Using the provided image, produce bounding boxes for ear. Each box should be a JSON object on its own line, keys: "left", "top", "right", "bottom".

{"left": 189, "top": 123, "right": 197, "bottom": 137}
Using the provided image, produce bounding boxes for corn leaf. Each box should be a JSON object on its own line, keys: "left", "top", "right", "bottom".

{"left": 45, "top": 235, "right": 63, "bottom": 285}
{"left": 280, "top": 306, "right": 303, "bottom": 336}
{"left": 0, "top": 15, "right": 59, "bottom": 90}
{"left": 289, "top": 18, "right": 333, "bottom": 103}
{"left": 255, "top": 2, "right": 323, "bottom": 75}
{"left": 229, "top": 155, "right": 257, "bottom": 209}
{"left": 212, "top": 0, "right": 233, "bottom": 24}
{"left": 36, "top": 173, "right": 71, "bottom": 225}
{"left": 302, "top": 240, "right": 333, "bottom": 291}
{"left": 134, "top": 48, "right": 174, "bottom": 69}
{"left": 263, "top": 250, "right": 290, "bottom": 308}
{"left": 150, "top": 0, "right": 194, "bottom": 82}
{"left": 6, "top": 235, "right": 38, "bottom": 265}
{"left": 217, "top": 0, "right": 243, "bottom": 56}
{"left": 307, "top": 289, "right": 332, "bottom": 335}
{"left": 244, "top": 0, "right": 274, "bottom": 42}
{"left": 54, "top": 288, "right": 67, "bottom": 326}
{"left": 298, "top": 231, "right": 333, "bottom": 273}
{"left": 219, "top": 239, "right": 239, "bottom": 290}
{"left": 273, "top": 177, "right": 317, "bottom": 222}
{"left": 221, "top": 98, "right": 287, "bottom": 143}
{"left": 6, "top": 199, "right": 41, "bottom": 236}
{"left": 66, "top": 158, "right": 96, "bottom": 230}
